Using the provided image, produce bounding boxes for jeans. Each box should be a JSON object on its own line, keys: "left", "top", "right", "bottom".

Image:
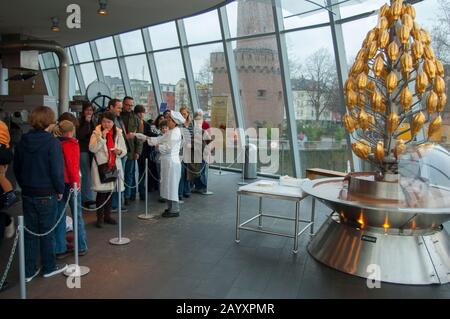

{"left": 124, "top": 159, "right": 136, "bottom": 200}
{"left": 112, "top": 157, "right": 127, "bottom": 209}
{"left": 22, "top": 195, "right": 58, "bottom": 277}
{"left": 178, "top": 162, "right": 191, "bottom": 197}
{"left": 55, "top": 185, "right": 88, "bottom": 254}
{"left": 80, "top": 152, "right": 95, "bottom": 203}
{"left": 193, "top": 161, "right": 208, "bottom": 191}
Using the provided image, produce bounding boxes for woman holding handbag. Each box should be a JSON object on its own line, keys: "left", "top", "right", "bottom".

{"left": 89, "top": 112, "right": 127, "bottom": 228}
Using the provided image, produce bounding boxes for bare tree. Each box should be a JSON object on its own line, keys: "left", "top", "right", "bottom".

{"left": 431, "top": 0, "right": 450, "bottom": 64}
{"left": 302, "top": 48, "right": 337, "bottom": 123}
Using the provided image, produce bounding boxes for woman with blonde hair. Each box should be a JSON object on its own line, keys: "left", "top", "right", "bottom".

{"left": 89, "top": 111, "right": 127, "bottom": 228}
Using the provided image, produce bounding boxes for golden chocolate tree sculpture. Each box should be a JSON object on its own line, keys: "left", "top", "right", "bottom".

{"left": 343, "top": 0, "right": 446, "bottom": 178}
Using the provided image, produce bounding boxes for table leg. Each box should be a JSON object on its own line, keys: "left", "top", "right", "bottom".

{"left": 235, "top": 194, "right": 241, "bottom": 243}
{"left": 258, "top": 197, "right": 263, "bottom": 229}
{"left": 293, "top": 201, "right": 299, "bottom": 254}
{"left": 310, "top": 197, "right": 316, "bottom": 237}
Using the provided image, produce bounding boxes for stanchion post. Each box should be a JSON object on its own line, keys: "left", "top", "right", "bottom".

{"left": 18, "top": 216, "right": 26, "bottom": 299}
{"left": 138, "top": 158, "right": 157, "bottom": 220}
{"left": 110, "top": 170, "right": 131, "bottom": 245}
{"left": 202, "top": 163, "right": 213, "bottom": 195}
{"left": 65, "top": 183, "right": 90, "bottom": 276}
{"left": 237, "top": 146, "right": 247, "bottom": 186}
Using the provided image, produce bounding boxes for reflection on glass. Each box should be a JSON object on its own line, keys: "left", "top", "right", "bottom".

{"left": 226, "top": 0, "right": 275, "bottom": 38}
{"left": 96, "top": 37, "right": 116, "bottom": 59}
{"left": 153, "top": 49, "right": 190, "bottom": 111}
{"left": 286, "top": 27, "right": 348, "bottom": 175}
{"left": 184, "top": 10, "right": 222, "bottom": 44}
{"left": 101, "top": 59, "right": 125, "bottom": 100}
{"left": 147, "top": 22, "right": 179, "bottom": 50}
{"left": 124, "top": 54, "right": 157, "bottom": 118}
{"left": 119, "top": 30, "right": 145, "bottom": 55}
{"left": 75, "top": 43, "right": 93, "bottom": 63}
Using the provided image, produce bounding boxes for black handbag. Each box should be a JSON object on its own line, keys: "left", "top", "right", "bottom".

{"left": 94, "top": 155, "right": 118, "bottom": 183}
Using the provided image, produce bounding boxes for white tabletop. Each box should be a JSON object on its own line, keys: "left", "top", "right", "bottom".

{"left": 238, "top": 180, "right": 307, "bottom": 200}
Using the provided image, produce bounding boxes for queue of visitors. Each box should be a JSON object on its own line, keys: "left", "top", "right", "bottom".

{"left": 0, "top": 97, "right": 212, "bottom": 289}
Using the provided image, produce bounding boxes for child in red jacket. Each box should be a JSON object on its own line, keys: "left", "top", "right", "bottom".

{"left": 53, "top": 120, "right": 88, "bottom": 258}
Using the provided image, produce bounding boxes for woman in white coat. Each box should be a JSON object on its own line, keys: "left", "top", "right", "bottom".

{"left": 150, "top": 111, "right": 185, "bottom": 217}
{"left": 89, "top": 111, "right": 127, "bottom": 228}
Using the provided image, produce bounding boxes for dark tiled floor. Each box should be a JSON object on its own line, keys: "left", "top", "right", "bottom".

{"left": 0, "top": 171, "right": 449, "bottom": 299}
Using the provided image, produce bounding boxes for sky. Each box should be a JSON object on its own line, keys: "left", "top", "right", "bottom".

{"left": 73, "top": 0, "right": 443, "bottom": 87}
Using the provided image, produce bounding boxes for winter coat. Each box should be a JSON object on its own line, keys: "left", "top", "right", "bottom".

{"left": 77, "top": 118, "right": 96, "bottom": 153}
{"left": 120, "top": 111, "right": 143, "bottom": 160}
{"left": 89, "top": 125, "right": 127, "bottom": 192}
{"left": 58, "top": 137, "right": 81, "bottom": 187}
{"left": 13, "top": 130, "right": 65, "bottom": 196}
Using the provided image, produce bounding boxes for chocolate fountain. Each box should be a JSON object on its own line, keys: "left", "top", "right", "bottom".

{"left": 302, "top": 0, "right": 450, "bottom": 285}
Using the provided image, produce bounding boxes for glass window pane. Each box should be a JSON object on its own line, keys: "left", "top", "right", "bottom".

{"left": 281, "top": 0, "right": 330, "bottom": 30}
{"left": 44, "top": 69, "right": 59, "bottom": 97}
{"left": 125, "top": 54, "right": 158, "bottom": 119}
{"left": 184, "top": 10, "right": 222, "bottom": 44}
{"left": 232, "top": 35, "right": 292, "bottom": 176}
{"left": 69, "top": 66, "right": 81, "bottom": 99}
{"left": 153, "top": 49, "right": 190, "bottom": 111}
{"left": 227, "top": 0, "right": 275, "bottom": 38}
{"left": 96, "top": 37, "right": 116, "bottom": 59}
{"left": 410, "top": 0, "right": 450, "bottom": 148}
{"left": 189, "top": 43, "right": 236, "bottom": 129}
{"left": 79, "top": 63, "right": 98, "bottom": 90}
{"left": 341, "top": 15, "right": 378, "bottom": 62}
{"left": 339, "top": 0, "right": 386, "bottom": 19}
{"left": 286, "top": 27, "right": 348, "bottom": 176}
{"left": 101, "top": 59, "right": 125, "bottom": 100}
{"left": 119, "top": 30, "right": 145, "bottom": 55}
{"left": 75, "top": 43, "right": 93, "bottom": 63}
{"left": 147, "top": 22, "right": 179, "bottom": 50}
{"left": 41, "top": 53, "right": 56, "bottom": 69}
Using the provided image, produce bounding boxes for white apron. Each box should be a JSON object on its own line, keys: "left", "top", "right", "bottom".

{"left": 158, "top": 127, "right": 182, "bottom": 202}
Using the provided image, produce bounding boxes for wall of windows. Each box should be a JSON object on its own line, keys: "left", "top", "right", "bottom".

{"left": 38, "top": 0, "right": 449, "bottom": 177}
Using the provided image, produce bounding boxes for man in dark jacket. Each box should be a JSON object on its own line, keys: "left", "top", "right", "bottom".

{"left": 13, "top": 106, "right": 67, "bottom": 282}
{"left": 120, "top": 96, "right": 143, "bottom": 203}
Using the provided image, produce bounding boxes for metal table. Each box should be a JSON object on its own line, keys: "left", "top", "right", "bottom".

{"left": 235, "top": 180, "right": 314, "bottom": 254}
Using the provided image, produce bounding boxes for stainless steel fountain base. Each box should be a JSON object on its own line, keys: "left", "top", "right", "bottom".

{"left": 308, "top": 215, "right": 450, "bottom": 285}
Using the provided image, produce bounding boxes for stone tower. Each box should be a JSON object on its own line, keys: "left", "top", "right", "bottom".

{"left": 211, "top": 0, "right": 284, "bottom": 129}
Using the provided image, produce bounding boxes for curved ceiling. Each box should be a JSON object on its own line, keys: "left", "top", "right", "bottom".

{"left": 0, "top": 0, "right": 228, "bottom": 47}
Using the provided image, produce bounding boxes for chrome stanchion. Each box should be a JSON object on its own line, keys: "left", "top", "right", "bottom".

{"left": 237, "top": 161, "right": 247, "bottom": 186}
{"left": 18, "top": 216, "right": 26, "bottom": 299}
{"left": 110, "top": 170, "right": 131, "bottom": 245}
{"left": 65, "top": 183, "right": 90, "bottom": 277}
{"left": 201, "top": 163, "right": 214, "bottom": 195}
{"left": 214, "top": 148, "right": 230, "bottom": 175}
{"left": 139, "top": 158, "right": 157, "bottom": 220}
{"left": 237, "top": 147, "right": 247, "bottom": 186}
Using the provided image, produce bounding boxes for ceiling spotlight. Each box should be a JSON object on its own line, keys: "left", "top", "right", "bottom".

{"left": 51, "top": 17, "right": 60, "bottom": 32}
{"left": 97, "top": 0, "right": 108, "bottom": 16}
